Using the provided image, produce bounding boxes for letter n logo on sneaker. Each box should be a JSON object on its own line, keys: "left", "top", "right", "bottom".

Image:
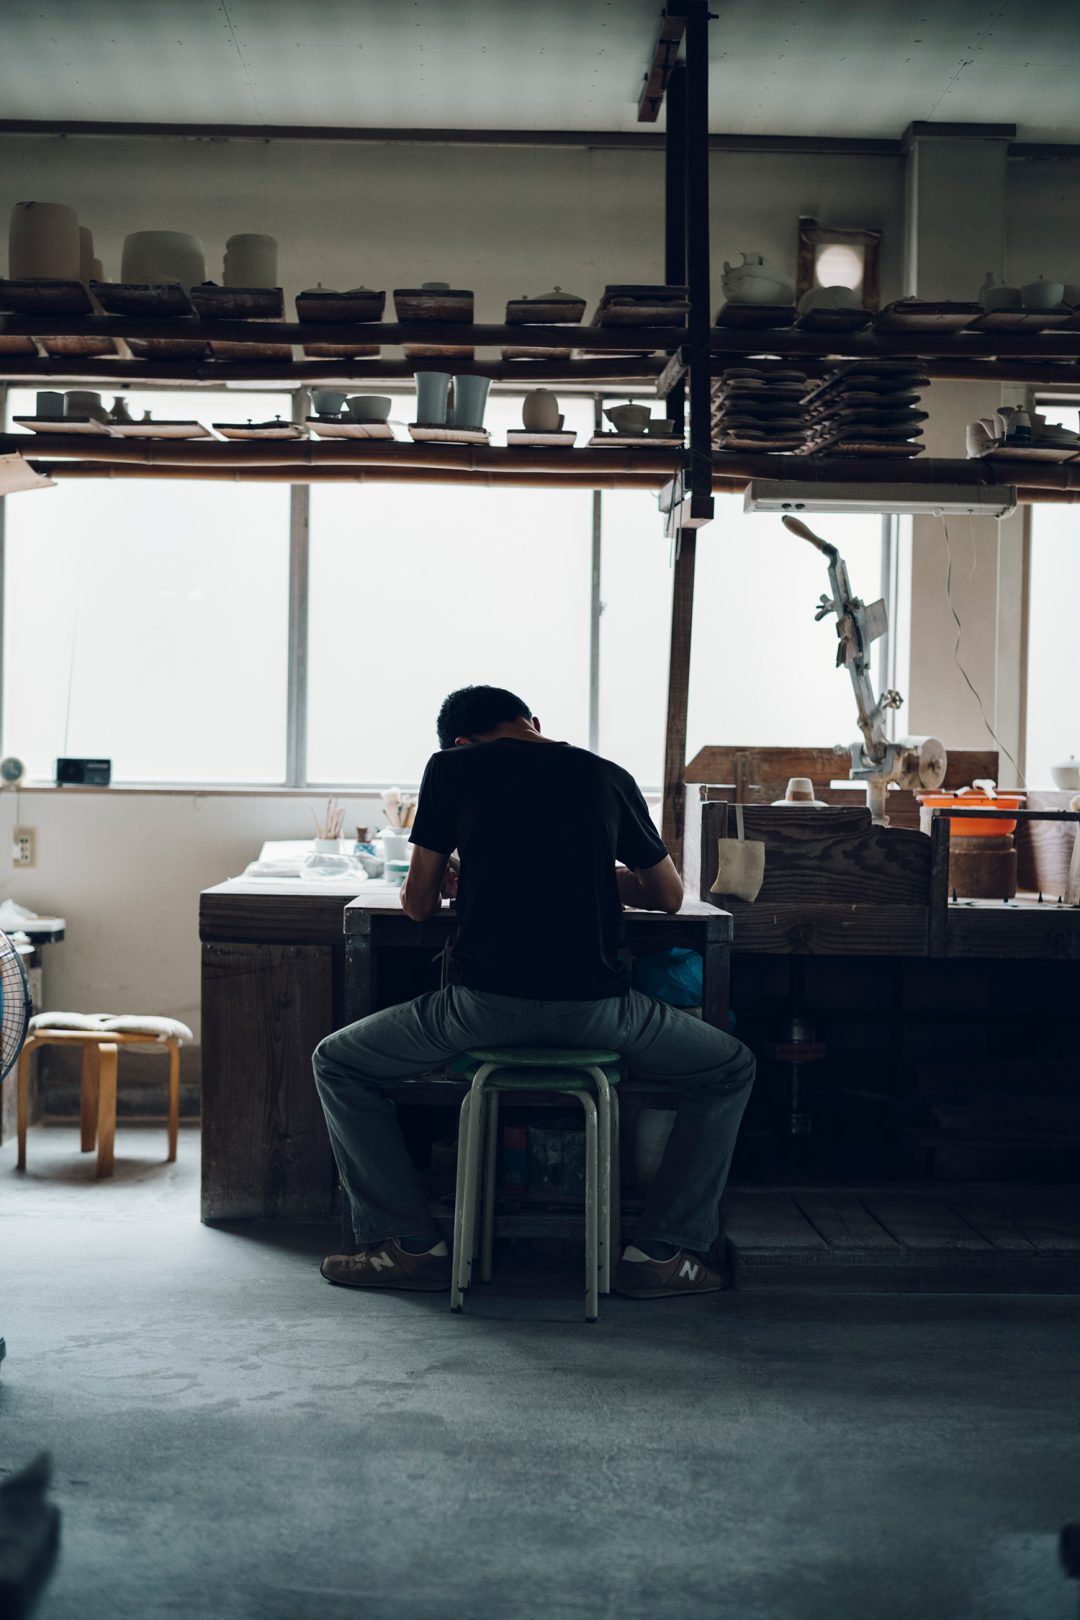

{"left": 678, "top": 1259, "right": 700, "bottom": 1282}
{"left": 370, "top": 1251, "right": 395, "bottom": 1271}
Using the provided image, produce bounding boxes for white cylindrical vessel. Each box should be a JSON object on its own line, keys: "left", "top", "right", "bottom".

{"left": 9, "top": 201, "right": 80, "bottom": 280}
{"left": 121, "top": 230, "right": 206, "bottom": 288}
{"left": 223, "top": 233, "right": 278, "bottom": 288}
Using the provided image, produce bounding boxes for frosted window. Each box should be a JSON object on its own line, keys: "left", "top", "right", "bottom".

{"left": 1025, "top": 403, "right": 1080, "bottom": 787}
{"left": 597, "top": 490, "right": 672, "bottom": 787}
{"left": 687, "top": 498, "right": 885, "bottom": 765}
{"left": 306, "top": 393, "right": 595, "bottom": 784}
{"left": 3, "top": 389, "right": 290, "bottom": 783}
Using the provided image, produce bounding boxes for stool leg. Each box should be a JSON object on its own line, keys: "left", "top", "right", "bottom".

{"left": 610, "top": 1085, "right": 622, "bottom": 1270}
{"left": 16, "top": 1037, "right": 35, "bottom": 1171}
{"left": 458, "top": 1070, "right": 492, "bottom": 1297}
{"left": 577, "top": 1092, "right": 599, "bottom": 1323}
{"left": 481, "top": 1089, "right": 500, "bottom": 1283}
{"left": 588, "top": 1067, "right": 614, "bottom": 1294}
{"left": 80, "top": 1042, "right": 100, "bottom": 1152}
{"left": 96, "top": 1043, "right": 118, "bottom": 1178}
{"left": 450, "top": 1090, "right": 471, "bottom": 1313}
{"left": 166, "top": 1040, "right": 181, "bottom": 1162}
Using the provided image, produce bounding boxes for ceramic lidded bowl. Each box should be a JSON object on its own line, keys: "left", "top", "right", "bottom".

{"left": 1050, "top": 756, "right": 1080, "bottom": 791}
{"left": 1020, "top": 278, "right": 1065, "bottom": 310}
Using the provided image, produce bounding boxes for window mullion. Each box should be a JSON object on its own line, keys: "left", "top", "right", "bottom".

{"left": 286, "top": 389, "right": 311, "bottom": 787}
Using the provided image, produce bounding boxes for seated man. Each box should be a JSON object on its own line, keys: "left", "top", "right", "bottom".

{"left": 314, "top": 684, "right": 754, "bottom": 1298}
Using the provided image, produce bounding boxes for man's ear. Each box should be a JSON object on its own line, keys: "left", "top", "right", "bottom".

{"left": 530, "top": 716, "right": 541, "bottom": 733}
{"left": 454, "top": 735, "right": 473, "bottom": 747}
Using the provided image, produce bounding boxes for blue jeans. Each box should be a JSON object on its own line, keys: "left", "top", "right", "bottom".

{"left": 313, "top": 985, "right": 754, "bottom": 1255}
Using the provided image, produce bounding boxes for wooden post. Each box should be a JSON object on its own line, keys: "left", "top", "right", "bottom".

{"left": 96, "top": 1042, "right": 118, "bottom": 1178}
{"left": 661, "top": 526, "right": 697, "bottom": 867}
{"left": 79, "top": 1042, "right": 99, "bottom": 1152}
{"left": 683, "top": 0, "right": 714, "bottom": 529}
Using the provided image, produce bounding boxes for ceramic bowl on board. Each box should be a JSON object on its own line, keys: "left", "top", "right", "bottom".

{"left": 345, "top": 394, "right": 392, "bottom": 423}
{"left": 1020, "top": 278, "right": 1065, "bottom": 310}
{"left": 223, "top": 233, "right": 278, "bottom": 289}
{"left": 978, "top": 273, "right": 1022, "bottom": 311}
{"left": 798, "top": 284, "right": 862, "bottom": 313}
{"left": 64, "top": 390, "right": 108, "bottom": 421}
{"left": 604, "top": 403, "right": 651, "bottom": 433}
{"left": 645, "top": 418, "right": 677, "bottom": 435}
{"left": 122, "top": 230, "right": 206, "bottom": 288}
{"left": 312, "top": 388, "right": 347, "bottom": 416}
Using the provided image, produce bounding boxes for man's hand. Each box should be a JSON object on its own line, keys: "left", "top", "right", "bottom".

{"left": 401, "top": 844, "right": 451, "bottom": 921}
{"left": 617, "top": 855, "right": 683, "bottom": 915}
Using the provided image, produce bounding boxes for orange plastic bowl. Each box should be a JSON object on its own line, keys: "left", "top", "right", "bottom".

{"left": 918, "top": 793, "right": 1024, "bottom": 837}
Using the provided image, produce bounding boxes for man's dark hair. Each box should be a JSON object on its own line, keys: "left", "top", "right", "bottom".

{"left": 437, "top": 685, "right": 531, "bottom": 750}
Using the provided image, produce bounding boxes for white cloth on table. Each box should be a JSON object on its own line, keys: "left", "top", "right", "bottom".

{"left": 29, "top": 1012, "right": 193, "bottom": 1042}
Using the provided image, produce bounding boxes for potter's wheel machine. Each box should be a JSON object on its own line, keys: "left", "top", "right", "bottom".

{"left": 781, "top": 515, "right": 947, "bottom": 823}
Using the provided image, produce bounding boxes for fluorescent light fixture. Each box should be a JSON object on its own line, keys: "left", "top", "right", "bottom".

{"left": 744, "top": 479, "right": 1017, "bottom": 518}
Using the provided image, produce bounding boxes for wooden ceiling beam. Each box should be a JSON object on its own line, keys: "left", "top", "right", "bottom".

{"left": 637, "top": 4, "right": 688, "bottom": 123}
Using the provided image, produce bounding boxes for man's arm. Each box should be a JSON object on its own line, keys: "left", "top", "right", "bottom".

{"left": 617, "top": 854, "right": 684, "bottom": 915}
{"left": 401, "top": 845, "right": 450, "bottom": 921}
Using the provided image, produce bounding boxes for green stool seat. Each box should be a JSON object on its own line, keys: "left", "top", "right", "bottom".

{"left": 461, "top": 1046, "right": 621, "bottom": 1068}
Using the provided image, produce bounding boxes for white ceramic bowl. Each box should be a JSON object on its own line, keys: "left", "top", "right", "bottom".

{"left": 1050, "top": 757, "right": 1080, "bottom": 791}
{"left": 121, "top": 230, "right": 206, "bottom": 288}
{"left": 725, "top": 275, "right": 792, "bottom": 305}
{"left": 346, "top": 395, "right": 392, "bottom": 423}
{"left": 1021, "top": 279, "right": 1065, "bottom": 310}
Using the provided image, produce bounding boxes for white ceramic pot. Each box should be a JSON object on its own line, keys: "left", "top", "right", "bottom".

{"left": 345, "top": 394, "right": 391, "bottom": 423}
{"left": 121, "top": 230, "right": 206, "bottom": 288}
{"left": 978, "top": 272, "right": 1022, "bottom": 310}
{"left": 1050, "top": 756, "right": 1080, "bottom": 791}
{"left": 223, "top": 233, "right": 278, "bottom": 288}
{"left": 1021, "top": 278, "right": 1065, "bottom": 310}
{"left": 522, "top": 388, "right": 561, "bottom": 432}
{"left": 966, "top": 421, "right": 995, "bottom": 457}
{"left": 798, "top": 284, "right": 861, "bottom": 313}
{"left": 9, "top": 201, "right": 80, "bottom": 280}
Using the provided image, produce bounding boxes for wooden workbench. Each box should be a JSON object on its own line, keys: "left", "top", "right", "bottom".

{"left": 199, "top": 879, "right": 732, "bottom": 1222}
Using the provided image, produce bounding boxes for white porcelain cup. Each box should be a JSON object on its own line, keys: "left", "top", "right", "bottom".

{"left": 121, "top": 230, "right": 206, "bottom": 288}
{"left": 380, "top": 832, "right": 411, "bottom": 864}
{"left": 415, "top": 371, "right": 451, "bottom": 425}
{"left": 312, "top": 389, "right": 347, "bottom": 416}
{"left": 223, "top": 233, "right": 278, "bottom": 288}
{"left": 9, "top": 201, "right": 80, "bottom": 280}
{"left": 346, "top": 394, "right": 392, "bottom": 423}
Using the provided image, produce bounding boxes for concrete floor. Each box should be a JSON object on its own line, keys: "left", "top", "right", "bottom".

{"left": 2, "top": 1127, "right": 1080, "bottom": 1620}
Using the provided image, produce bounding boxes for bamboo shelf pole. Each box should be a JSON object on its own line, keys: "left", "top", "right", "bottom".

{"left": 41, "top": 462, "right": 671, "bottom": 490}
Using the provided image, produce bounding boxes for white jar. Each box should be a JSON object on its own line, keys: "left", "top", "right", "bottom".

{"left": 522, "top": 389, "right": 561, "bottom": 432}
{"left": 223, "top": 233, "right": 278, "bottom": 289}
{"left": 9, "top": 201, "right": 80, "bottom": 280}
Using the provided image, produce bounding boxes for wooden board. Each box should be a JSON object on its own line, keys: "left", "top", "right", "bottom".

{"left": 0, "top": 334, "right": 38, "bottom": 354}
{"left": 40, "top": 335, "right": 119, "bottom": 358}
{"left": 795, "top": 307, "right": 873, "bottom": 332}
{"left": 300, "top": 342, "right": 382, "bottom": 358}
{"left": 13, "top": 415, "right": 113, "bottom": 435}
{"left": 505, "top": 429, "right": 578, "bottom": 447}
{"left": 295, "top": 289, "right": 385, "bottom": 323}
{"left": 587, "top": 432, "right": 683, "bottom": 448}
{"left": 394, "top": 288, "right": 474, "bottom": 358}
{"left": 982, "top": 443, "right": 1080, "bottom": 464}
{"left": 725, "top": 1186, "right": 1080, "bottom": 1290}
{"left": 874, "top": 299, "right": 981, "bottom": 332}
{"left": 201, "top": 942, "right": 339, "bottom": 1221}
{"left": 308, "top": 419, "right": 396, "bottom": 439}
{"left": 408, "top": 424, "right": 489, "bottom": 444}
{"left": 209, "top": 340, "right": 293, "bottom": 362}
{"left": 213, "top": 421, "right": 305, "bottom": 440}
{"left": 505, "top": 296, "right": 585, "bottom": 325}
{"left": 189, "top": 286, "right": 284, "bottom": 320}
{"left": 0, "top": 278, "right": 93, "bottom": 315}
{"left": 107, "top": 419, "right": 215, "bottom": 439}
{"left": 127, "top": 338, "right": 211, "bottom": 359}
{"left": 968, "top": 307, "right": 1074, "bottom": 332}
{"left": 90, "top": 280, "right": 195, "bottom": 318}
{"left": 685, "top": 744, "right": 997, "bottom": 794}
{"left": 714, "top": 302, "right": 797, "bottom": 329}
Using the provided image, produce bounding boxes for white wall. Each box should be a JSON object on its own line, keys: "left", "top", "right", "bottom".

{"left": 0, "top": 131, "right": 1074, "bottom": 1095}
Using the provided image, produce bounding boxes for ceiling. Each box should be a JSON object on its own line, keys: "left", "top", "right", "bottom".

{"left": 0, "top": 0, "right": 1078, "bottom": 141}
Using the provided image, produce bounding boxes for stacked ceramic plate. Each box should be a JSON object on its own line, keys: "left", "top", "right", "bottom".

{"left": 801, "top": 361, "right": 930, "bottom": 457}
{"left": 712, "top": 367, "right": 808, "bottom": 452}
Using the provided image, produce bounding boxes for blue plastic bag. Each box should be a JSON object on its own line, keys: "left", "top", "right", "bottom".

{"left": 631, "top": 947, "right": 703, "bottom": 1008}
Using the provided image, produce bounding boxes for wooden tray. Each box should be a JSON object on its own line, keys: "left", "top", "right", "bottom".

{"left": 90, "top": 280, "right": 195, "bottom": 318}
{"left": 295, "top": 289, "right": 386, "bottom": 324}
{"left": 208, "top": 340, "right": 294, "bottom": 362}
{"left": 0, "top": 335, "right": 38, "bottom": 355}
{"left": 983, "top": 443, "right": 1080, "bottom": 464}
{"left": 213, "top": 421, "right": 306, "bottom": 440}
{"left": 874, "top": 300, "right": 981, "bottom": 333}
{"left": 309, "top": 419, "right": 397, "bottom": 440}
{"left": 13, "top": 415, "right": 114, "bottom": 435}
{"left": 505, "top": 429, "right": 578, "bottom": 448}
{"left": 715, "top": 435, "right": 804, "bottom": 451}
{"left": 39, "top": 335, "right": 119, "bottom": 358}
{"left": 109, "top": 420, "right": 215, "bottom": 439}
{"left": 189, "top": 286, "right": 285, "bottom": 320}
{"left": 127, "top": 338, "right": 211, "bottom": 359}
{"left": 805, "top": 438, "right": 926, "bottom": 457}
{"left": 594, "top": 296, "right": 689, "bottom": 327}
{"left": 714, "top": 302, "right": 797, "bottom": 329}
{"left": 501, "top": 344, "right": 574, "bottom": 360}
{"left": 0, "top": 278, "right": 94, "bottom": 316}
{"left": 301, "top": 342, "right": 383, "bottom": 358}
{"left": 967, "top": 307, "right": 1074, "bottom": 333}
{"left": 408, "top": 424, "right": 489, "bottom": 444}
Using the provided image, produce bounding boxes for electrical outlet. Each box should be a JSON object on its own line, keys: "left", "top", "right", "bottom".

{"left": 12, "top": 826, "right": 35, "bottom": 867}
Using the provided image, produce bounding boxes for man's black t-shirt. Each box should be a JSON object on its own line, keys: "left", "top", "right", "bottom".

{"left": 408, "top": 739, "right": 668, "bottom": 1000}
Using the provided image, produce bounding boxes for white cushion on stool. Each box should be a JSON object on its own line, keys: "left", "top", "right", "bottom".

{"left": 29, "top": 1011, "right": 193, "bottom": 1042}
{"left": 100, "top": 1015, "right": 193, "bottom": 1043}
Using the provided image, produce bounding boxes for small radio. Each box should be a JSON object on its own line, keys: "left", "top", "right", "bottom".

{"left": 55, "top": 757, "right": 112, "bottom": 787}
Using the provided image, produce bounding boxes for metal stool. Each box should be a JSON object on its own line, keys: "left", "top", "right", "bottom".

{"left": 451, "top": 1047, "right": 622, "bottom": 1322}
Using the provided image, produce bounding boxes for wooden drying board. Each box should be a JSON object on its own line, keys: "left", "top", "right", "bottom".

{"left": 505, "top": 296, "right": 586, "bottom": 325}
{"left": 874, "top": 300, "right": 981, "bottom": 333}
{"left": 393, "top": 288, "right": 474, "bottom": 359}
{"left": 0, "top": 279, "right": 94, "bottom": 316}
{"left": 309, "top": 420, "right": 396, "bottom": 440}
{"left": 795, "top": 307, "right": 873, "bottom": 333}
{"left": 295, "top": 290, "right": 386, "bottom": 324}
{"left": 13, "top": 415, "right": 114, "bottom": 435}
{"left": 108, "top": 420, "right": 215, "bottom": 439}
{"left": 587, "top": 432, "right": 683, "bottom": 448}
{"left": 714, "top": 302, "right": 798, "bottom": 330}
{"left": 408, "top": 424, "right": 489, "bottom": 444}
{"left": 213, "top": 422, "right": 305, "bottom": 440}
{"left": 981, "top": 444, "right": 1080, "bottom": 465}
{"left": 208, "top": 340, "right": 293, "bottom": 362}
{"left": 189, "top": 287, "right": 285, "bottom": 320}
{"left": 90, "top": 281, "right": 195, "bottom": 318}
{"left": 505, "top": 429, "right": 578, "bottom": 448}
{"left": 968, "top": 307, "right": 1074, "bottom": 333}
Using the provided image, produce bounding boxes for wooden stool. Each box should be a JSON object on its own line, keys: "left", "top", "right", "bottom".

{"left": 17, "top": 1015, "right": 192, "bottom": 1178}
{"left": 451, "top": 1047, "right": 622, "bottom": 1323}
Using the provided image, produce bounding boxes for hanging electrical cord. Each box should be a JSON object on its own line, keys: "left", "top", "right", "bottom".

{"left": 941, "top": 514, "right": 1026, "bottom": 788}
